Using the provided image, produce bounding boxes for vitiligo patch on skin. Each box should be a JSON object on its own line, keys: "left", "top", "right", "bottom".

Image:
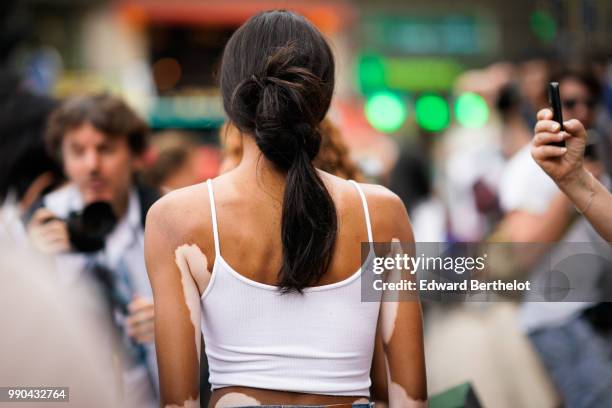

{"left": 389, "top": 382, "right": 427, "bottom": 408}
{"left": 164, "top": 397, "right": 200, "bottom": 408}
{"left": 175, "top": 243, "right": 212, "bottom": 293}
{"left": 381, "top": 239, "right": 427, "bottom": 407}
{"left": 215, "top": 392, "right": 261, "bottom": 407}
{"left": 174, "top": 244, "right": 212, "bottom": 358}
{"left": 380, "top": 301, "right": 399, "bottom": 345}
{"left": 384, "top": 355, "right": 426, "bottom": 408}
{"left": 380, "top": 238, "right": 402, "bottom": 345}
{"left": 353, "top": 397, "right": 370, "bottom": 404}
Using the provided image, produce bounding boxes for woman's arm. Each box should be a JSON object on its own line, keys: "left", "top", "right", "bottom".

{"left": 377, "top": 194, "right": 427, "bottom": 407}
{"left": 556, "top": 166, "right": 611, "bottom": 241}
{"left": 144, "top": 198, "right": 204, "bottom": 408}
{"left": 532, "top": 109, "right": 612, "bottom": 241}
{"left": 370, "top": 329, "right": 389, "bottom": 405}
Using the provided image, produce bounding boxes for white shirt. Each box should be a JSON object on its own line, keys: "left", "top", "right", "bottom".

{"left": 499, "top": 145, "right": 604, "bottom": 332}
{"left": 499, "top": 144, "right": 559, "bottom": 214}
{"left": 43, "top": 184, "right": 159, "bottom": 407}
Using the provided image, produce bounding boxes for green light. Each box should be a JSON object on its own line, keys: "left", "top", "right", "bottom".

{"left": 530, "top": 11, "right": 556, "bottom": 43}
{"left": 415, "top": 94, "right": 449, "bottom": 132}
{"left": 365, "top": 91, "right": 407, "bottom": 133}
{"left": 455, "top": 92, "right": 489, "bottom": 128}
{"left": 357, "top": 54, "right": 386, "bottom": 93}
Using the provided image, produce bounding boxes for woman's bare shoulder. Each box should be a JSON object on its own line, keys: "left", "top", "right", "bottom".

{"left": 349, "top": 181, "right": 405, "bottom": 213}
{"left": 322, "top": 171, "right": 399, "bottom": 201}
{"left": 355, "top": 182, "right": 400, "bottom": 201}
{"left": 145, "top": 181, "right": 212, "bottom": 241}
{"left": 350, "top": 181, "right": 413, "bottom": 242}
{"left": 321, "top": 173, "right": 407, "bottom": 220}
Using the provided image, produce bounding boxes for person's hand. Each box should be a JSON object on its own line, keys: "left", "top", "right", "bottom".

{"left": 126, "top": 296, "right": 155, "bottom": 344}
{"left": 532, "top": 108, "right": 588, "bottom": 186}
{"left": 27, "top": 208, "right": 71, "bottom": 254}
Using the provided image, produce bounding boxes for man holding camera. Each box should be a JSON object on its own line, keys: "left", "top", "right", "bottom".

{"left": 27, "top": 94, "right": 160, "bottom": 408}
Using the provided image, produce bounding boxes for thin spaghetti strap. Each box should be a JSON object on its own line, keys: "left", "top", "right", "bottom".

{"left": 348, "top": 180, "right": 374, "bottom": 251}
{"left": 206, "top": 179, "right": 220, "bottom": 256}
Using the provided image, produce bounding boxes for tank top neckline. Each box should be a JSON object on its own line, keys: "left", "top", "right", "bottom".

{"left": 202, "top": 178, "right": 375, "bottom": 297}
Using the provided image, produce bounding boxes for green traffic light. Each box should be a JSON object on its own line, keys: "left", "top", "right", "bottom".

{"left": 415, "top": 94, "right": 449, "bottom": 132}
{"left": 365, "top": 91, "right": 407, "bottom": 133}
{"left": 455, "top": 92, "right": 489, "bottom": 128}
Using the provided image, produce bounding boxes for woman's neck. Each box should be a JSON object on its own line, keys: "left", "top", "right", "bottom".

{"left": 232, "top": 134, "right": 287, "bottom": 203}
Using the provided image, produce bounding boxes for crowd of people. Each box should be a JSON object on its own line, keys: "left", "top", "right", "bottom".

{"left": 416, "top": 61, "right": 612, "bottom": 408}
{"left": 1, "top": 7, "right": 611, "bottom": 408}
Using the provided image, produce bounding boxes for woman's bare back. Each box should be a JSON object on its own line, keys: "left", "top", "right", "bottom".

{"left": 145, "top": 168, "right": 424, "bottom": 407}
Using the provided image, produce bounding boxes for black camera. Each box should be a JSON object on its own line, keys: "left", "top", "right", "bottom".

{"left": 66, "top": 201, "right": 117, "bottom": 252}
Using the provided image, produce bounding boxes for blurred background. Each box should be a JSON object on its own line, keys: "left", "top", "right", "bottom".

{"left": 4, "top": 0, "right": 611, "bottom": 237}
{"left": 1, "top": 0, "right": 611, "bottom": 407}
{"left": 2, "top": 1, "right": 610, "bottom": 184}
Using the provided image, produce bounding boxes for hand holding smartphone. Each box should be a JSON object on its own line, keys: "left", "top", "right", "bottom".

{"left": 548, "top": 82, "right": 566, "bottom": 147}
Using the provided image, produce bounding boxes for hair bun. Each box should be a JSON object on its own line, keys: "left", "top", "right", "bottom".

{"left": 247, "top": 43, "right": 326, "bottom": 170}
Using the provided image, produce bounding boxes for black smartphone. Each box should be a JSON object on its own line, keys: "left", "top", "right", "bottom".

{"left": 548, "top": 82, "right": 565, "bottom": 147}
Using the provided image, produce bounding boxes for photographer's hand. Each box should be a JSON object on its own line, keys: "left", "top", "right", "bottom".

{"left": 27, "top": 208, "right": 71, "bottom": 254}
{"left": 126, "top": 296, "right": 155, "bottom": 344}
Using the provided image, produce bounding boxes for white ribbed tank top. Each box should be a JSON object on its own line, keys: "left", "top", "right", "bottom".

{"left": 200, "top": 179, "right": 380, "bottom": 396}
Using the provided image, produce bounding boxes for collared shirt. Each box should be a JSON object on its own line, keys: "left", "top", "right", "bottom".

{"left": 43, "top": 184, "right": 159, "bottom": 408}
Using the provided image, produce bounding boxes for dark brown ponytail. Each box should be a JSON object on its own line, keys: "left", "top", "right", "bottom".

{"left": 220, "top": 10, "right": 337, "bottom": 293}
